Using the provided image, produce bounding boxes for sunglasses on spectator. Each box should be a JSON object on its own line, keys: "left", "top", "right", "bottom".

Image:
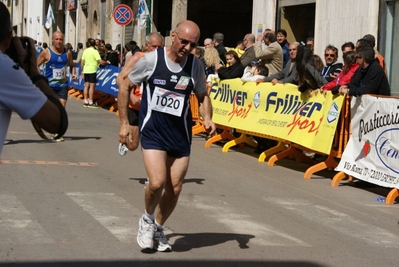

{"left": 175, "top": 32, "right": 198, "bottom": 48}
{"left": 325, "top": 53, "right": 336, "bottom": 58}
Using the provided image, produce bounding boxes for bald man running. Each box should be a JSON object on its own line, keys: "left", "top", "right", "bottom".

{"left": 118, "top": 20, "right": 216, "bottom": 252}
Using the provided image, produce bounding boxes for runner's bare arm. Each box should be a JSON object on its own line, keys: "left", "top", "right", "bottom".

{"left": 116, "top": 53, "right": 142, "bottom": 87}
{"left": 197, "top": 92, "right": 216, "bottom": 135}
{"left": 118, "top": 77, "right": 136, "bottom": 143}
{"left": 36, "top": 48, "right": 48, "bottom": 71}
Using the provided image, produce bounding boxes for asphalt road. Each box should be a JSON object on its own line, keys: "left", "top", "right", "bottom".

{"left": 1, "top": 95, "right": 398, "bottom": 267}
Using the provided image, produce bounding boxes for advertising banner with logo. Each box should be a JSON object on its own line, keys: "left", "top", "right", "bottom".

{"left": 209, "top": 79, "right": 344, "bottom": 154}
{"left": 335, "top": 95, "right": 399, "bottom": 189}
{"left": 68, "top": 64, "right": 120, "bottom": 97}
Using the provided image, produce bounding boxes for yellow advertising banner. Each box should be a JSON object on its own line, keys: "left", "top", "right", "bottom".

{"left": 208, "top": 78, "right": 345, "bottom": 154}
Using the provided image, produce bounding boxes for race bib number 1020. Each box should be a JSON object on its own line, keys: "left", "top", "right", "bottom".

{"left": 150, "top": 87, "right": 185, "bottom": 117}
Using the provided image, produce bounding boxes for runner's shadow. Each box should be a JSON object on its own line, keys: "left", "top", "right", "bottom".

{"left": 130, "top": 178, "right": 205, "bottom": 185}
{"left": 3, "top": 136, "right": 102, "bottom": 145}
{"left": 168, "top": 232, "right": 254, "bottom": 252}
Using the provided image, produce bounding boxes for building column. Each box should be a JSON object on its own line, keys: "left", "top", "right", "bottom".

{"left": 252, "top": 0, "right": 276, "bottom": 37}
{"left": 165, "top": 0, "right": 187, "bottom": 45}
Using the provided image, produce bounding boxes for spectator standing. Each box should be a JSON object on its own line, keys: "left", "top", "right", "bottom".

{"left": 81, "top": 38, "right": 107, "bottom": 108}
{"left": 104, "top": 44, "right": 119, "bottom": 67}
{"left": 254, "top": 32, "right": 283, "bottom": 76}
{"left": 213, "top": 32, "right": 226, "bottom": 64}
{"left": 240, "top": 33, "right": 257, "bottom": 68}
{"left": 73, "top": 42, "right": 83, "bottom": 64}
{"left": 276, "top": 29, "right": 290, "bottom": 68}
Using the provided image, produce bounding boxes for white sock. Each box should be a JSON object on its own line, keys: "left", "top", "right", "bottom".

{"left": 155, "top": 220, "right": 163, "bottom": 231}
{"left": 144, "top": 211, "right": 154, "bottom": 222}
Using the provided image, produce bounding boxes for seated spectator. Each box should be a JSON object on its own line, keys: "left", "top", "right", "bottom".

{"left": 263, "top": 42, "right": 299, "bottom": 85}
{"left": 296, "top": 45, "right": 327, "bottom": 93}
{"left": 306, "top": 37, "right": 314, "bottom": 51}
{"left": 203, "top": 47, "right": 223, "bottom": 80}
{"left": 341, "top": 41, "right": 355, "bottom": 54}
{"left": 276, "top": 29, "right": 290, "bottom": 68}
{"left": 226, "top": 40, "right": 245, "bottom": 67}
{"left": 194, "top": 47, "right": 204, "bottom": 59}
{"left": 241, "top": 63, "right": 269, "bottom": 82}
{"left": 357, "top": 35, "right": 387, "bottom": 76}
{"left": 321, "top": 45, "right": 343, "bottom": 82}
{"left": 204, "top": 38, "right": 214, "bottom": 49}
{"left": 215, "top": 50, "right": 245, "bottom": 80}
{"left": 321, "top": 51, "right": 358, "bottom": 94}
{"left": 338, "top": 46, "right": 390, "bottom": 96}
{"left": 313, "top": 54, "right": 324, "bottom": 72}
{"left": 232, "top": 40, "right": 245, "bottom": 58}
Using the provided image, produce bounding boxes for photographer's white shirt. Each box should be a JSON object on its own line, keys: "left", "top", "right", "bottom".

{"left": 0, "top": 51, "right": 47, "bottom": 156}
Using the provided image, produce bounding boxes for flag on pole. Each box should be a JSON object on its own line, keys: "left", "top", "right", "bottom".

{"left": 137, "top": 0, "right": 149, "bottom": 30}
{"left": 44, "top": 3, "right": 55, "bottom": 29}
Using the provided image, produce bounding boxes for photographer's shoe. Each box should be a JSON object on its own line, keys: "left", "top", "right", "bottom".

{"left": 51, "top": 134, "right": 64, "bottom": 142}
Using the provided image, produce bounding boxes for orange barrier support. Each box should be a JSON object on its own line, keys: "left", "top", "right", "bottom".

{"left": 386, "top": 189, "right": 399, "bottom": 204}
{"left": 204, "top": 126, "right": 235, "bottom": 148}
{"left": 190, "top": 93, "right": 207, "bottom": 135}
{"left": 301, "top": 95, "right": 351, "bottom": 179}
{"left": 68, "top": 88, "right": 83, "bottom": 99}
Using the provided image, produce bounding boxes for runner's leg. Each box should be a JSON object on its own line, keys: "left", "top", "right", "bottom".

{"left": 156, "top": 155, "right": 190, "bottom": 225}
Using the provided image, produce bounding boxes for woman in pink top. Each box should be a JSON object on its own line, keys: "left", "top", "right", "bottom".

{"left": 321, "top": 51, "right": 359, "bottom": 94}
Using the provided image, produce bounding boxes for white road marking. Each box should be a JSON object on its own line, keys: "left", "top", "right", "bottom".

{"left": 179, "top": 195, "right": 309, "bottom": 247}
{"left": 264, "top": 197, "right": 399, "bottom": 248}
{"left": 0, "top": 193, "right": 54, "bottom": 244}
{"left": 67, "top": 192, "right": 140, "bottom": 243}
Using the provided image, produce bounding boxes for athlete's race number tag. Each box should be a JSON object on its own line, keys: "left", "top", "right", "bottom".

{"left": 150, "top": 87, "right": 185, "bottom": 116}
{"left": 53, "top": 68, "right": 66, "bottom": 79}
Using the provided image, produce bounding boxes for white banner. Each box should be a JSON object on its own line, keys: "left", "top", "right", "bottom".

{"left": 44, "top": 3, "right": 55, "bottom": 29}
{"left": 335, "top": 95, "right": 399, "bottom": 189}
{"left": 137, "top": 0, "right": 149, "bottom": 30}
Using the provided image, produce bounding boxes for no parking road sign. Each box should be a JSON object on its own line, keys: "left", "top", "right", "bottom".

{"left": 113, "top": 4, "right": 133, "bottom": 26}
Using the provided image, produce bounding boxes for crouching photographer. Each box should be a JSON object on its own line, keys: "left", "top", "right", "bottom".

{"left": 0, "top": 2, "right": 68, "bottom": 156}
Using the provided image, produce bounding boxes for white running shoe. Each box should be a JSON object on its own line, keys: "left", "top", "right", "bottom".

{"left": 155, "top": 228, "right": 172, "bottom": 252}
{"left": 118, "top": 143, "right": 128, "bottom": 156}
{"left": 51, "top": 134, "right": 64, "bottom": 142}
{"left": 137, "top": 215, "right": 156, "bottom": 250}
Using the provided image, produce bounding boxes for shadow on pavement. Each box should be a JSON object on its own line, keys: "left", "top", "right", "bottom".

{"left": 169, "top": 232, "right": 254, "bottom": 251}
{"left": 130, "top": 178, "right": 205, "bottom": 186}
{"left": 0, "top": 260, "right": 327, "bottom": 267}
